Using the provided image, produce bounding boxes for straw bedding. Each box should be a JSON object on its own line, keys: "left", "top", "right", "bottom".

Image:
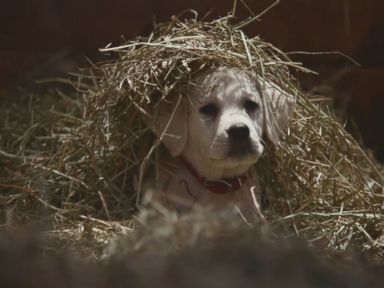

{"left": 0, "top": 15, "right": 383, "bottom": 259}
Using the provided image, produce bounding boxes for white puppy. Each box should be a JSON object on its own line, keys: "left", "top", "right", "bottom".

{"left": 142, "top": 67, "right": 294, "bottom": 221}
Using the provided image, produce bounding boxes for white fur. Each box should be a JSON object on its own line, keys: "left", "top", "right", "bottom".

{"left": 143, "top": 67, "right": 295, "bottom": 221}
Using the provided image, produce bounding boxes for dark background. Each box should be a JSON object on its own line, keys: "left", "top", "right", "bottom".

{"left": 0, "top": 0, "right": 383, "bottom": 160}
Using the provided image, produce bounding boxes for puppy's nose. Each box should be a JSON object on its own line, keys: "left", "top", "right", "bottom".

{"left": 227, "top": 125, "right": 250, "bottom": 140}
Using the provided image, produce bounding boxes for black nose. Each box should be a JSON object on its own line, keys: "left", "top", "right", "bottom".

{"left": 227, "top": 125, "right": 250, "bottom": 140}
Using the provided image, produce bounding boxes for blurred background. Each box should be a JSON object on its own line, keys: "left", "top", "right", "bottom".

{"left": 0, "top": 0, "right": 383, "bottom": 161}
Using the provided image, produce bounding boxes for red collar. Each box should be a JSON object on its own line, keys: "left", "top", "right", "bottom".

{"left": 180, "top": 157, "right": 248, "bottom": 194}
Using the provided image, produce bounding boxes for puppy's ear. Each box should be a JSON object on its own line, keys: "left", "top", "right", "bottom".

{"left": 262, "top": 82, "right": 296, "bottom": 145}
{"left": 150, "top": 97, "right": 188, "bottom": 157}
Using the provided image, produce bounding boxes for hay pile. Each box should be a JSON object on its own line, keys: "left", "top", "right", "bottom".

{"left": 0, "top": 15, "right": 383, "bottom": 257}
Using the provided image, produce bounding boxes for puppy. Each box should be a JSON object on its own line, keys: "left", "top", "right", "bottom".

{"left": 142, "top": 67, "right": 295, "bottom": 221}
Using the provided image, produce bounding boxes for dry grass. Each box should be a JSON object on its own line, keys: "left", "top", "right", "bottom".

{"left": 0, "top": 15, "right": 383, "bottom": 259}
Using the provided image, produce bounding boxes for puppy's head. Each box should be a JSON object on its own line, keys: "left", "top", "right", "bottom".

{"left": 187, "top": 68, "right": 265, "bottom": 168}
{"left": 150, "top": 67, "right": 295, "bottom": 170}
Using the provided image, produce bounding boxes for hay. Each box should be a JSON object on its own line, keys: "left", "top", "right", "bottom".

{"left": 260, "top": 95, "right": 384, "bottom": 253}
{"left": 0, "top": 15, "right": 383, "bottom": 257}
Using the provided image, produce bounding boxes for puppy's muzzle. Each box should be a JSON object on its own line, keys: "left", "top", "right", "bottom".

{"left": 227, "top": 124, "right": 254, "bottom": 158}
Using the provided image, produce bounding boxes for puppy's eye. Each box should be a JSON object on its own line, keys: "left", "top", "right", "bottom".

{"left": 244, "top": 100, "right": 259, "bottom": 113}
{"left": 199, "top": 103, "right": 219, "bottom": 118}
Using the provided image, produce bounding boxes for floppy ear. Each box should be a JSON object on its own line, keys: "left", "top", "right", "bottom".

{"left": 262, "top": 82, "right": 296, "bottom": 145}
{"left": 150, "top": 97, "right": 188, "bottom": 157}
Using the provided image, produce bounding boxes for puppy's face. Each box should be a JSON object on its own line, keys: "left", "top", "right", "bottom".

{"left": 150, "top": 66, "right": 295, "bottom": 174}
{"left": 188, "top": 68, "right": 264, "bottom": 168}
